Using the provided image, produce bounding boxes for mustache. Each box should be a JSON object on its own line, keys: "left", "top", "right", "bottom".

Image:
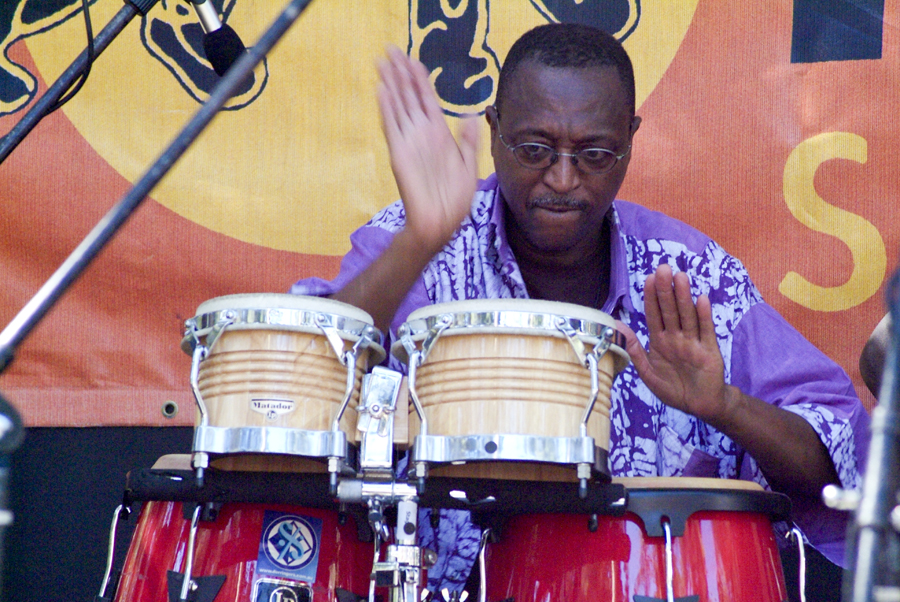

{"left": 528, "top": 195, "right": 587, "bottom": 210}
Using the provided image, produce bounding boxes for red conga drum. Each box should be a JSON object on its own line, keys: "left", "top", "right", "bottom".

{"left": 113, "top": 456, "right": 374, "bottom": 602}
{"left": 484, "top": 477, "right": 791, "bottom": 602}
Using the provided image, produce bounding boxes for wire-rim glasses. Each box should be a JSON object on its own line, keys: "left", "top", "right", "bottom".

{"left": 498, "top": 132, "right": 630, "bottom": 175}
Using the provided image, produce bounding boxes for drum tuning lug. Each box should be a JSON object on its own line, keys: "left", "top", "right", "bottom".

{"left": 890, "top": 505, "right": 900, "bottom": 533}
{"left": 362, "top": 324, "right": 381, "bottom": 346}
{"left": 117, "top": 503, "right": 132, "bottom": 522}
{"left": 191, "top": 451, "right": 209, "bottom": 488}
{"left": 577, "top": 463, "right": 592, "bottom": 499}
{"left": 328, "top": 456, "right": 344, "bottom": 496}
{"left": 414, "top": 462, "right": 428, "bottom": 494}
{"left": 191, "top": 450, "right": 208, "bottom": 475}
{"left": 588, "top": 513, "right": 600, "bottom": 532}
{"left": 555, "top": 316, "right": 588, "bottom": 365}
{"left": 822, "top": 484, "right": 860, "bottom": 511}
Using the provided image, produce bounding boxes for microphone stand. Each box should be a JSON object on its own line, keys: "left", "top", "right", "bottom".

{"left": 0, "top": 0, "right": 162, "bottom": 166}
{"left": 0, "top": 0, "right": 316, "bottom": 595}
{"left": 846, "top": 265, "right": 900, "bottom": 602}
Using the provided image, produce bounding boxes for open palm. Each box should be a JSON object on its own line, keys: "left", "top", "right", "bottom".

{"left": 377, "top": 47, "right": 480, "bottom": 255}
{"left": 618, "top": 264, "right": 729, "bottom": 425}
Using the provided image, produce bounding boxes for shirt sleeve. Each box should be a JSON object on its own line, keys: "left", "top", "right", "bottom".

{"left": 289, "top": 224, "right": 395, "bottom": 297}
{"left": 288, "top": 215, "right": 432, "bottom": 353}
{"left": 729, "top": 301, "right": 871, "bottom": 566}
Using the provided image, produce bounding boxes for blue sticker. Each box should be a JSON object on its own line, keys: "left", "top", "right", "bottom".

{"left": 256, "top": 511, "right": 322, "bottom": 583}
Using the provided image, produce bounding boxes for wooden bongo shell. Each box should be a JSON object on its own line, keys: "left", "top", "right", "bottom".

{"left": 401, "top": 299, "right": 628, "bottom": 483}
{"left": 197, "top": 329, "right": 368, "bottom": 432}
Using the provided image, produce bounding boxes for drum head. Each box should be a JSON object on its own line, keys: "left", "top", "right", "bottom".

{"left": 183, "top": 293, "right": 385, "bottom": 364}
{"left": 195, "top": 293, "right": 375, "bottom": 324}
{"left": 394, "top": 298, "right": 629, "bottom": 372}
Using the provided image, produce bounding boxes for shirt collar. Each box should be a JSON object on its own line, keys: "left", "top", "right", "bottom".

{"left": 484, "top": 174, "right": 521, "bottom": 281}
{"left": 602, "top": 201, "right": 633, "bottom": 315}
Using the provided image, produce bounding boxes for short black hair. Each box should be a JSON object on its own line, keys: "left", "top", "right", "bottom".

{"left": 495, "top": 23, "right": 636, "bottom": 116}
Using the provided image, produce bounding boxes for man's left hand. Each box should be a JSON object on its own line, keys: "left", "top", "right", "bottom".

{"left": 617, "top": 263, "right": 732, "bottom": 426}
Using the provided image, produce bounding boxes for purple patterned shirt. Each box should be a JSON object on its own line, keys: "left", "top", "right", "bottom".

{"left": 292, "top": 174, "right": 869, "bottom": 586}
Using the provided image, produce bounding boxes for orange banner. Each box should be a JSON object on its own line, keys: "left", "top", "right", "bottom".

{"left": 0, "top": 0, "right": 895, "bottom": 426}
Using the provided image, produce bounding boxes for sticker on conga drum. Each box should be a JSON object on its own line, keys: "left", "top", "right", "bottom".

{"left": 251, "top": 578, "right": 312, "bottom": 602}
{"left": 255, "top": 511, "right": 322, "bottom": 583}
{"left": 250, "top": 398, "right": 297, "bottom": 420}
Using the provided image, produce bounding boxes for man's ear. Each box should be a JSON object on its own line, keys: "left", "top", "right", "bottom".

{"left": 485, "top": 105, "right": 499, "bottom": 135}
{"left": 631, "top": 115, "right": 642, "bottom": 136}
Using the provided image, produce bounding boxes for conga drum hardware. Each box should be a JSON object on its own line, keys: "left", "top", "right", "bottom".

{"left": 174, "top": 502, "right": 212, "bottom": 602}
{"left": 181, "top": 294, "right": 385, "bottom": 488}
{"left": 425, "top": 588, "right": 472, "bottom": 602}
{"left": 368, "top": 498, "right": 428, "bottom": 602}
{"left": 786, "top": 527, "right": 808, "bottom": 602}
{"left": 396, "top": 299, "right": 629, "bottom": 496}
{"left": 96, "top": 504, "right": 131, "bottom": 602}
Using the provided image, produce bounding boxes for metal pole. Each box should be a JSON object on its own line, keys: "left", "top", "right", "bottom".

{"left": 0, "top": 0, "right": 316, "bottom": 373}
{"left": 847, "top": 269, "right": 900, "bottom": 601}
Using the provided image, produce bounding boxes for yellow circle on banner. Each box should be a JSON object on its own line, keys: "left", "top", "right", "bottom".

{"left": 26, "top": 0, "right": 697, "bottom": 256}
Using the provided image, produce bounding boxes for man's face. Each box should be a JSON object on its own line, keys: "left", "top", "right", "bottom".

{"left": 487, "top": 62, "right": 639, "bottom": 256}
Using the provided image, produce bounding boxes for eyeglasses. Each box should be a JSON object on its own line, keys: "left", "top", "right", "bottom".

{"left": 498, "top": 133, "right": 630, "bottom": 175}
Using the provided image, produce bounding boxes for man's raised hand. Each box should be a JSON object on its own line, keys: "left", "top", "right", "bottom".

{"left": 377, "top": 46, "right": 480, "bottom": 256}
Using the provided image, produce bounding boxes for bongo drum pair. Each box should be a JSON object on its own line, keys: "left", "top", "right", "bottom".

{"left": 183, "top": 294, "right": 628, "bottom": 487}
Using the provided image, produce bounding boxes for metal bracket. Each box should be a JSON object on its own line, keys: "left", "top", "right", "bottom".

{"left": 358, "top": 367, "right": 403, "bottom": 473}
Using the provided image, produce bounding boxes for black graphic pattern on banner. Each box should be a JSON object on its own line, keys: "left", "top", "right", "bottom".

{"left": 409, "top": 0, "right": 640, "bottom": 116}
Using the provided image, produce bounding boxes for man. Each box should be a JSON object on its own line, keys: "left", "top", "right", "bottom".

{"left": 293, "top": 24, "right": 870, "bottom": 593}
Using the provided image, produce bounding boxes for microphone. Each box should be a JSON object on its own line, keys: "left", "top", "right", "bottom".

{"left": 186, "top": 0, "right": 247, "bottom": 76}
